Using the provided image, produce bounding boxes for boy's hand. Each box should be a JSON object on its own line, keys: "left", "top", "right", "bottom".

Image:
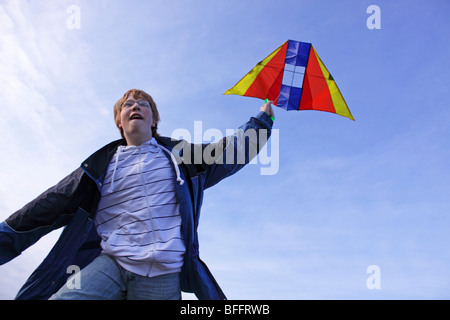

{"left": 260, "top": 100, "right": 275, "bottom": 119}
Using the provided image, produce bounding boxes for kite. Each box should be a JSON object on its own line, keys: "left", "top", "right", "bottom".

{"left": 225, "top": 40, "right": 354, "bottom": 120}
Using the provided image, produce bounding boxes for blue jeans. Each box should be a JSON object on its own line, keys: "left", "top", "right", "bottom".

{"left": 49, "top": 254, "right": 181, "bottom": 300}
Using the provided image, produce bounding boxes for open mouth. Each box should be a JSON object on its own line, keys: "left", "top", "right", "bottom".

{"left": 129, "top": 114, "right": 144, "bottom": 120}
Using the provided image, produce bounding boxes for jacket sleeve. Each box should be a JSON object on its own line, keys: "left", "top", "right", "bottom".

{"left": 201, "top": 111, "right": 273, "bottom": 189}
{"left": 0, "top": 168, "right": 86, "bottom": 265}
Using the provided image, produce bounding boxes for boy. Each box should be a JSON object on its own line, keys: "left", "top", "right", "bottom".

{"left": 0, "top": 89, "right": 274, "bottom": 300}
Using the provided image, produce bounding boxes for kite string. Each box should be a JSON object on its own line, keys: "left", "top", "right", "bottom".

{"left": 265, "top": 92, "right": 281, "bottom": 105}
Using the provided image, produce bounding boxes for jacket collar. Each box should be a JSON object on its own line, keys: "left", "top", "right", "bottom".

{"left": 81, "top": 139, "right": 126, "bottom": 182}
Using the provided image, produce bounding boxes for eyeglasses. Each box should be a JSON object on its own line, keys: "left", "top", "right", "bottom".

{"left": 122, "top": 99, "right": 151, "bottom": 109}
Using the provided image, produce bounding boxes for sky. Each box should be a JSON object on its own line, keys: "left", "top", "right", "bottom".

{"left": 0, "top": 0, "right": 449, "bottom": 300}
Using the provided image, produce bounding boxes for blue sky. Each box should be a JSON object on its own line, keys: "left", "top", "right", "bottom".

{"left": 0, "top": 0, "right": 449, "bottom": 299}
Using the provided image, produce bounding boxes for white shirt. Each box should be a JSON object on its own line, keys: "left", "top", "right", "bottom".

{"left": 94, "top": 138, "right": 186, "bottom": 277}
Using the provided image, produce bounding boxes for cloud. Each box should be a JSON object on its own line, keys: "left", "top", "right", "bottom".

{"left": 0, "top": 1, "right": 113, "bottom": 210}
{"left": 0, "top": 1, "right": 104, "bottom": 299}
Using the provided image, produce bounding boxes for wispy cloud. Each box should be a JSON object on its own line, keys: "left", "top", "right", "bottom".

{"left": 0, "top": 1, "right": 111, "bottom": 210}
{"left": 0, "top": 1, "right": 105, "bottom": 299}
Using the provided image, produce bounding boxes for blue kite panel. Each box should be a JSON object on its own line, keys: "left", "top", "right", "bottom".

{"left": 296, "top": 42, "right": 311, "bottom": 67}
{"left": 287, "top": 86, "right": 302, "bottom": 110}
{"left": 285, "top": 41, "right": 299, "bottom": 66}
{"left": 278, "top": 85, "right": 302, "bottom": 111}
{"left": 277, "top": 85, "right": 291, "bottom": 110}
{"left": 285, "top": 40, "right": 311, "bottom": 67}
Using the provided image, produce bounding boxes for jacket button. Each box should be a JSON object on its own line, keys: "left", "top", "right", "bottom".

{"left": 84, "top": 163, "right": 88, "bottom": 168}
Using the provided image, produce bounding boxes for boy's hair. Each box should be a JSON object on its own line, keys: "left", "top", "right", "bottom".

{"left": 113, "top": 89, "right": 160, "bottom": 138}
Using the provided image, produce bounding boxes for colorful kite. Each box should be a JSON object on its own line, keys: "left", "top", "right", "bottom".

{"left": 225, "top": 40, "right": 354, "bottom": 120}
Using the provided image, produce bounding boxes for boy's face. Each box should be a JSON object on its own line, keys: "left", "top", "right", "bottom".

{"left": 118, "top": 94, "right": 154, "bottom": 145}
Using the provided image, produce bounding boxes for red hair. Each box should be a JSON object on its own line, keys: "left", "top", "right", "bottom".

{"left": 113, "top": 89, "right": 160, "bottom": 138}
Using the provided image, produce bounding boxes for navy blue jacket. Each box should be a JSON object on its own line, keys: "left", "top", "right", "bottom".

{"left": 0, "top": 112, "right": 272, "bottom": 300}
